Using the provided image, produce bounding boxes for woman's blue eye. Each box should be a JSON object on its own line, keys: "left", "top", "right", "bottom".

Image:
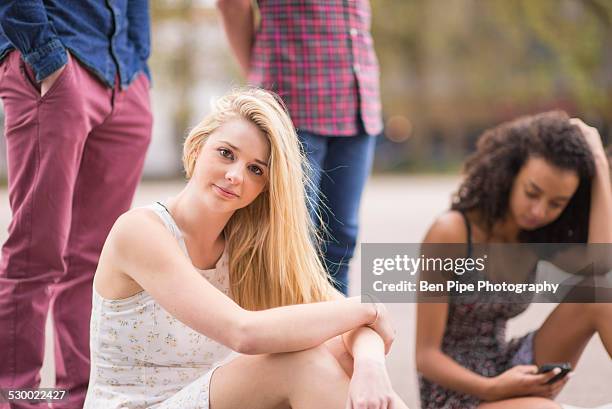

{"left": 219, "top": 148, "right": 233, "bottom": 159}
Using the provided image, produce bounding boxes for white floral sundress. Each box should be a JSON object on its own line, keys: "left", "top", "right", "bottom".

{"left": 84, "top": 202, "right": 238, "bottom": 409}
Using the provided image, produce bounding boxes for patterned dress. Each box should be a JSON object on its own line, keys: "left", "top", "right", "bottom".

{"left": 419, "top": 212, "right": 536, "bottom": 409}
{"left": 84, "top": 202, "right": 238, "bottom": 409}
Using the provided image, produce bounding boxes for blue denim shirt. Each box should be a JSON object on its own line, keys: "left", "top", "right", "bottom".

{"left": 0, "top": 0, "right": 150, "bottom": 89}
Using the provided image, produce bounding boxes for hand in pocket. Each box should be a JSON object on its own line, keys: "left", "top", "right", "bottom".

{"left": 40, "top": 56, "right": 69, "bottom": 97}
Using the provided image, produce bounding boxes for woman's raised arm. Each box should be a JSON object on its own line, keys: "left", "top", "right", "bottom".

{"left": 570, "top": 118, "right": 612, "bottom": 244}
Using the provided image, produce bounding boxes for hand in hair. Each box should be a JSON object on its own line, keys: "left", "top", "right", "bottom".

{"left": 568, "top": 118, "right": 612, "bottom": 244}
{"left": 570, "top": 118, "right": 606, "bottom": 161}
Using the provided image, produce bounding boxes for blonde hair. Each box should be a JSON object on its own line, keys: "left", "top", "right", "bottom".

{"left": 183, "top": 88, "right": 336, "bottom": 310}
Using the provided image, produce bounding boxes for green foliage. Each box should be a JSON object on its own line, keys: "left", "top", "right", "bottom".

{"left": 370, "top": 0, "right": 611, "bottom": 171}
{"left": 371, "top": 0, "right": 612, "bottom": 120}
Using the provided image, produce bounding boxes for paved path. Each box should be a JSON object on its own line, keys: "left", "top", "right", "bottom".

{"left": 2, "top": 176, "right": 607, "bottom": 407}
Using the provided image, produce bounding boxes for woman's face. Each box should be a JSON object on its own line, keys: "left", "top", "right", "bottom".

{"left": 191, "top": 117, "right": 271, "bottom": 213}
{"left": 508, "top": 156, "right": 579, "bottom": 231}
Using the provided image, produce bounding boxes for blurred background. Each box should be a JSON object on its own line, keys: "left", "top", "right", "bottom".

{"left": 2, "top": 0, "right": 611, "bottom": 178}
{"left": 0, "top": 0, "right": 611, "bottom": 407}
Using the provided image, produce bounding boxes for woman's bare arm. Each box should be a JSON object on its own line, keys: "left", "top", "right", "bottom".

{"left": 106, "top": 209, "right": 376, "bottom": 355}
{"left": 570, "top": 119, "right": 612, "bottom": 244}
{"left": 415, "top": 212, "right": 495, "bottom": 399}
{"left": 546, "top": 121, "right": 612, "bottom": 275}
{"left": 587, "top": 150, "right": 612, "bottom": 243}
{"left": 416, "top": 302, "right": 494, "bottom": 399}
{"left": 327, "top": 290, "right": 389, "bottom": 375}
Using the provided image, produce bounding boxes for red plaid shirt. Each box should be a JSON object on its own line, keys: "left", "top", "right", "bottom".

{"left": 248, "top": 0, "right": 383, "bottom": 136}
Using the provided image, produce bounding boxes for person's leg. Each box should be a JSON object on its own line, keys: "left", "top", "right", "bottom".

{"left": 477, "top": 397, "right": 561, "bottom": 409}
{"left": 50, "top": 70, "right": 152, "bottom": 409}
{"left": 0, "top": 51, "right": 108, "bottom": 408}
{"left": 533, "top": 303, "right": 612, "bottom": 366}
{"left": 211, "top": 346, "right": 349, "bottom": 409}
{"left": 319, "top": 133, "right": 376, "bottom": 295}
{"left": 473, "top": 304, "right": 612, "bottom": 409}
{"left": 210, "top": 345, "right": 409, "bottom": 409}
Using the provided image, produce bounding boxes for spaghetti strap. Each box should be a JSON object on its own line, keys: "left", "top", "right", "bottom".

{"left": 458, "top": 211, "right": 473, "bottom": 258}
{"left": 147, "top": 201, "right": 189, "bottom": 255}
{"left": 421, "top": 212, "right": 536, "bottom": 409}
{"left": 156, "top": 200, "right": 172, "bottom": 215}
{"left": 146, "top": 201, "right": 227, "bottom": 272}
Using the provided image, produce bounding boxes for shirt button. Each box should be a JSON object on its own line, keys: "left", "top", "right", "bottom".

{"left": 353, "top": 64, "right": 360, "bottom": 73}
{"left": 350, "top": 28, "right": 358, "bottom": 37}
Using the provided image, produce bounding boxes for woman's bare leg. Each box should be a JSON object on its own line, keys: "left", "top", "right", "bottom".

{"left": 475, "top": 304, "right": 612, "bottom": 409}
{"left": 210, "top": 345, "right": 350, "bottom": 409}
{"left": 534, "top": 303, "right": 612, "bottom": 367}
{"left": 477, "top": 397, "right": 561, "bottom": 409}
{"left": 209, "top": 343, "right": 410, "bottom": 409}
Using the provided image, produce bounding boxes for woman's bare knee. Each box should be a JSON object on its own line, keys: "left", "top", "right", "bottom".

{"left": 478, "top": 397, "right": 561, "bottom": 409}
{"left": 287, "top": 344, "right": 349, "bottom": 383}
{"left": 526, "top": 398, "right": 562, "bottom": 409}
{"left": 284, "top": 345, "right": 351, "bottom": 408}
{"left": 528, "top": 398, "right": 562, "bottom": 409}
{"left": 585, "top": 302, "right": 612, "bottom": 321}
{"left": 210, "top": 346, "right": 351, "bottom": 409}
{"left": 209, "top": 354, "right": 293, "bottom": 409}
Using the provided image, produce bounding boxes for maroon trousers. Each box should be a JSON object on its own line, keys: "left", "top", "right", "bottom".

{"left": 0, "top": 51, "right": 152, "bottom": 409}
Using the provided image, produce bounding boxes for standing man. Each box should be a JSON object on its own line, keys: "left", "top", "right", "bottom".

{"left": 217, "top": 0, "right": 383, "bottom": 295}
{"left": 0, "top": 1, "right": 152, "bottom": 408}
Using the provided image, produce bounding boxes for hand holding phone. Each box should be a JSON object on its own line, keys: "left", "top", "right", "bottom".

{"left": 538, "top": 362, "right": 572, "bottom": 384}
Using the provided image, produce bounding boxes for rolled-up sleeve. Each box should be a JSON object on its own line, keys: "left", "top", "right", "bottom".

{"left": 0, "top": 0, "right": 68, "bottom": 81}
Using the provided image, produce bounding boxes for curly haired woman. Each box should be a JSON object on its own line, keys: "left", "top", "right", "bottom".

{"left": 416, "top": 111, "right": 612, "bottom": 409}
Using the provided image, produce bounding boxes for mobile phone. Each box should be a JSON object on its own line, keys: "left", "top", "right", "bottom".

{"left": 538, "top": 362, "right": 572, "bottom": 384}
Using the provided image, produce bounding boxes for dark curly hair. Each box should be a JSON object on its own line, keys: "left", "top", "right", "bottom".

{"left": 451, "top": 111, "right": 595, "bottom": 243}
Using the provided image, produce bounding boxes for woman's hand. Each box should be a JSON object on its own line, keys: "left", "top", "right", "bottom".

{"left": 346, "top": 358, "right": 395, "bottom": 409}
{"left": 570, "top": 118, "right": 606, "bottom": 162}
{"left": 365, "top": 301, "right": 396, "bottom": 354}
{"left": 484, "top": 365, "right": 570, "bottom": 401}
{"left": 571, "top": 117, "right": 612, "bottom": 244}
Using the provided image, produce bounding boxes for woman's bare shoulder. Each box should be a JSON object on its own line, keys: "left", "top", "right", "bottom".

{"left": 95, "top": 207, "right": 172, "bottom": 299}
{"left": 115, "top": 207, "right": 165, "bottom": 230}
{"left": 422, "top": 210, "right": 468, "bottom": 244}
{"left": 107, "top": 207, "right": 170, "bottom": 247}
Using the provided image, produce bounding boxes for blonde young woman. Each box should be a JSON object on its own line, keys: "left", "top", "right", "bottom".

{"left": 83, "top": 88, "right": 410, "bottom": 409}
